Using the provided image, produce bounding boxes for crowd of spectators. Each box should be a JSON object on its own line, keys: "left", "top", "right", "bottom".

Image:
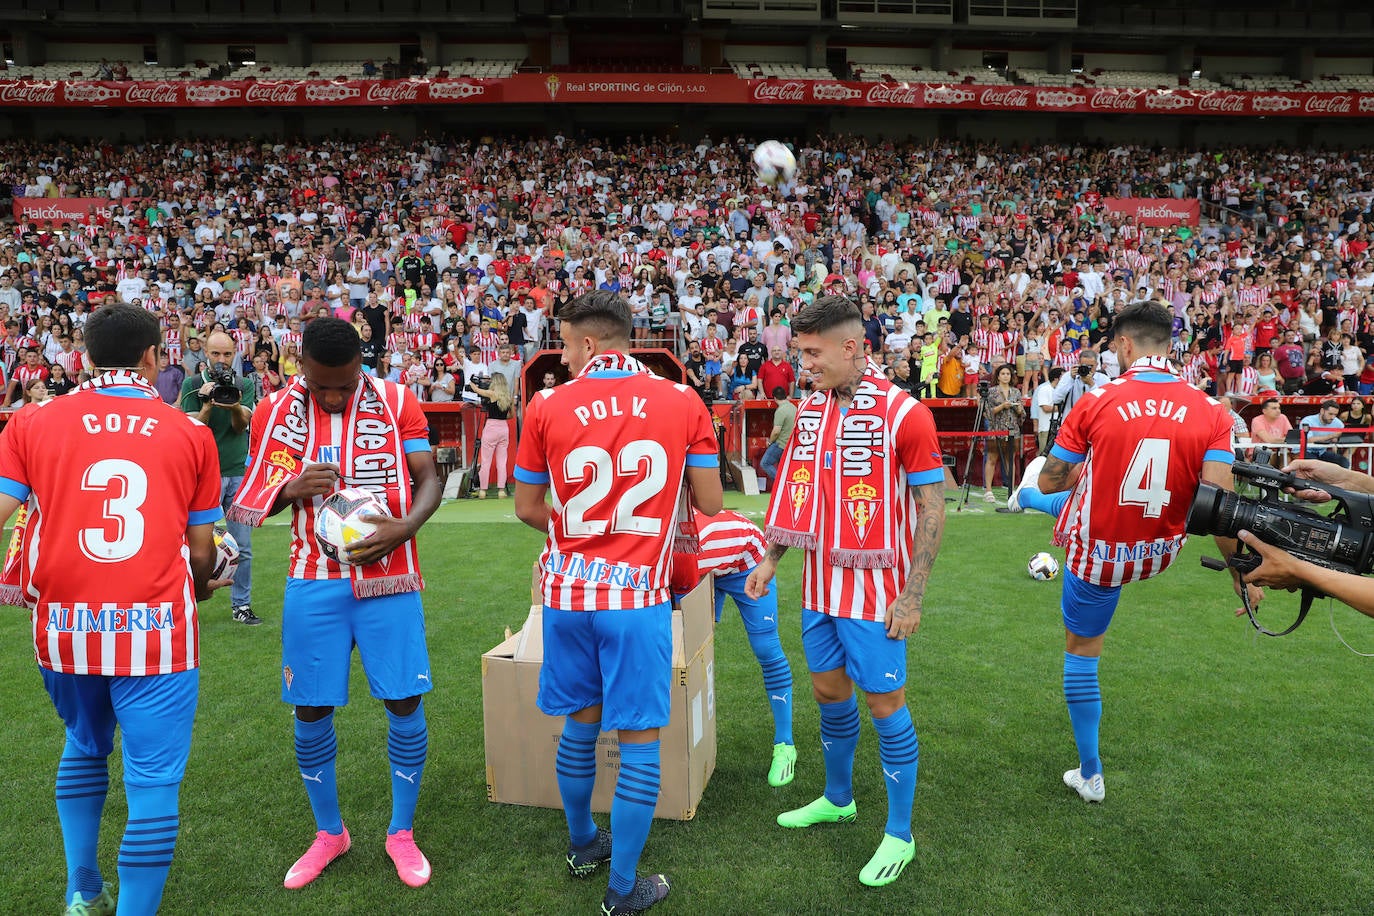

{"left": 3, "top": 133, "right": 1374, "bottom": 429}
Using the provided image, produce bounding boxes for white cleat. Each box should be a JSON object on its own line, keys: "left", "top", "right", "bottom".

{"left": 1009, "top": 455, "right": 1047, "bottom": 513}
{"left": 1063, "top": 767, "right": 1105, "bottom": 803}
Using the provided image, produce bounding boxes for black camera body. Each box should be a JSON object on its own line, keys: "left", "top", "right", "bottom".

{"left": 204, "top": 364, "right": 241, "bottom": 405}
{"left": 1077, "top": 363, "right": 1095, "bottom": 379}
{"left": 977, "top": 379, "right": 990, "bottom": 398}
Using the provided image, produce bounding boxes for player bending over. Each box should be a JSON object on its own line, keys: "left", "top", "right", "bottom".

{"left": 1007, "top": 300, "right": 1261, "bottom": 803}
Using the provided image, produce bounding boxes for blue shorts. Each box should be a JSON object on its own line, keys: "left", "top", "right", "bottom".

{"left": 281, "top": 577, "right": 432, "bottom": 706}
{"left": 1061, "top": 571, "right": 1123, "bottom": 638}
{"left": 801, "top": 609, "right": 907, "bottom": 694}
{"left": 42, "top": 667, "right": 199, "bottom": 787}
{"left": 714, "top": 568, "right": 779, "bottom": 634}
{"left": 704, "top": 359, "right": 722, "bottom": 376}
{"left": 537, "top": 603, "right": 672, "bottom": 731}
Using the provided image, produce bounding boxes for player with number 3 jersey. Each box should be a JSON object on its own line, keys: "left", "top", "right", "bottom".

{"left": 515, "top": 290, "right": 722, "bottom": 916}
{"left": 1008, "top": 301, "right": 1260, "bottom": 805}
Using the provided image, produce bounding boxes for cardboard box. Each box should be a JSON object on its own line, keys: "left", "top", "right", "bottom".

{"left": 482, "top": 579, "right": 717, "bottom": 820}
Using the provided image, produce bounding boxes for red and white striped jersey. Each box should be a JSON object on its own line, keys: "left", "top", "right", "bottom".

{"left": 164, "top": 328, "right": 182, "bottom": 364}
{"left": 53, "top": 349, "right": 84, "bottom": 377}
{"left": 0, "top": 385, "right": 222, "bottom": 676}
{"left": 515, "top": 369, "right": 718, "bottom": 611}
{"left": 934, "top": 268, "right": 959, "bottom": 295}
{"left": 972, "top": 327, "right": 996, "bottom": 363}
{"left": 693, "top": 509, "right": 766, "bottom": 577}
{"left": 248, "top": 379, "right": 430, "bottom": 580}
{"left": 1051, "top": 361, "right": 1233, "bottom": 587}
{"left": 1229, "top": 365, "right": 1259, "bottom": 397}
{"left": 231, "top": 328, "right": 254, "bottom": 359}
{"left": 278, "top": 330, "right": 302, "bottom": 352}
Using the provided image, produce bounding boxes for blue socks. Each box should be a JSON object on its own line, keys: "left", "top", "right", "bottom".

{"left": 1021, "top": 487, "right": 1071, "bottom": 518}
{"left": 386, "top": 703, "right": 428, "bottom": 834}
{"left": 55, "top": 743, "right": 108, "bottom": 905}
{"left": 872, "top": 707, "right": 919, "bottom": 843}
{"left": 747, "top": 628, "right": 794, "bottom": 746}
{"left": 1064, "top": 652, "right": 1103, "bottom": 779}
{"left": 117, "top": 783, "right": 180, "bottom": 915}
{"left": 293, "top": 713, "right": 343, "bottom": 835}
{"left": 818, "top": 695, "right": 861, "bottom": 807}
{"left": 609, "top": 740, "right": 661, "bottom": 897}
{"left": 555, "top": 717, "right": 602, "bottom": 847}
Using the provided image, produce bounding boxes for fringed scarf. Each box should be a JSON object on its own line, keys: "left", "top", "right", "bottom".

{"left": 764, "top": 361, "right": 898, "bottom": 569}
{"left": 230, "top": 375, "right": 423, "bottom": 598}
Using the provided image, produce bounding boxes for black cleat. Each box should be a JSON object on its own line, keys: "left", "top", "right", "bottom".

{"left": 566, "top": 827, "right": 612, "bottom": 879}
{"left": 232, "top": 605, "right": 263, "bottom": 626}
{"left": 601, "top": 874, "right": 670, "bottom": 916}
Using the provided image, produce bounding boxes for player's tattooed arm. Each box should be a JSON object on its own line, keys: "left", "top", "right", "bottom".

{"left": 745, "top": 542, "right": 787, "bottom": 599}
{"left": 886, "top": 481, "right": 945, "bottom": 639}
{"left": 765, "top": 541, "right": 789, "bottom": 564}
{"left": 1037, "top": 455, "right": 1082, "bottom": 495}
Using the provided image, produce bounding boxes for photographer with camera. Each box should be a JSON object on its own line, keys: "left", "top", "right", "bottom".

{"left": 981, "top": 364, "right": 1024, "bottom": 503}
{"left": 1052, "top": 348, "right": 1109, "bottom": 414}
{"left": 180, "top": 330, "right": 259, "bottom": 625}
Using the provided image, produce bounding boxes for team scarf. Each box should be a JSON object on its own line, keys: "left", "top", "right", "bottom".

{"left": 229, "top": 374, "right": 423, "bottom": 598}
{"left": 578, "top": 351, "right": 700, "bottom": 553}
{"left": 764, "top": 361, "right": 898, "bottom": 569}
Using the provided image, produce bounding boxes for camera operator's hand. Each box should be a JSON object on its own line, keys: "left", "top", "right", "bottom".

{"left": 1236, "top": 529, "right": 1304, "bottom": 593}
{"left": 198, "top": 380, "right": 216, "bottom": 398}
{"left": 1280, "top": 459, "right": 1374, "bottom": 500}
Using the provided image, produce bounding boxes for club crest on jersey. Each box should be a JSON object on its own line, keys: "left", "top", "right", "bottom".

{"left": 842, "top": 481, "right": 881, "bottom": 545}
{"left": 283, "top": 665, "right": 294, "bottom": 690}
{"left": 787, "top": 467, "right": 813, "bottom": 523}
{"left": 265, "top": 448, "right": 301, "bottom": 488}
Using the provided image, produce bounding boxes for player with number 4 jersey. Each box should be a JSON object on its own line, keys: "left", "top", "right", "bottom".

{"left": 1008, "top": 301, "right": 1259, "bottom": 805}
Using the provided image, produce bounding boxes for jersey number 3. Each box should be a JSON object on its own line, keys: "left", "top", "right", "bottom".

{"left": 1119, "top": 438, "right": 1171, "bottom": 518}
{"left": 80, "top": 458, "right": 148, "bottom": 563}
{"left": 562, "top": 441, "right": 667, "bottom": 538}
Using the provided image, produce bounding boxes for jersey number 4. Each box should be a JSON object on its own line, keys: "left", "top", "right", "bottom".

{"left": 562, "top": 441, "right": 667, "bottom": 538}
{"left": 79, "top": 459, "right": 148, "bottom": 563}
{"left": 1119, "top": 438, "right": 1171, "bottom": 518}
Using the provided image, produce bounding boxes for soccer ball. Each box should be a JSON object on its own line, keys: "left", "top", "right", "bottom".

{"left": 751, "top": 140, "right": 797, "bottom": 186}
{"left": 315, "top": 487, "right": 391, "bottom": 564}
{"left": 211, "top": 525, "right": 240, "bottom": 581}
{"left": 1028, "top": 551, "right": 1060, "bottom": 581}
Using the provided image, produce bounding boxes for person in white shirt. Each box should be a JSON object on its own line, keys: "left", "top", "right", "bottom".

{"left": 1032, "top": 367, "right": 1063, "bottom": 453}
{"left": 1098, "top": 338, "right": 1121, "bottom": 379}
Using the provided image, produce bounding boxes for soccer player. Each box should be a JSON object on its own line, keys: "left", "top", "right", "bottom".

{"left": 514, "top": 290, "right": 722, "bottom": 916}
{"left": 1007, "top": 300, "right": 1261, "bottom": 803}
{"left": 744, "top": 295, "right": 946, "bottom": 888}
{"left": 671, "top": 508, "right": 796, "bottom": 786}
{"left": 230, "top": 317, "right": 441, "bottom": 889}
{"left": 0, "top": 304, "right": 225, "bottom": 915}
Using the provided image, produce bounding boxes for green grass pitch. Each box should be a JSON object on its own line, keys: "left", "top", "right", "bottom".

{"left": 1, "top": 494, "right": 1373, "bottom": 914}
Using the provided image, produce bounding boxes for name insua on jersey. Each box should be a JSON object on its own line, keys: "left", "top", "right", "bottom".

{"left": 544, "top": 550, "right": 651, "bottom": 589}
{"left": 1114, "top": 398, "right": 1189, "bottom": 424}
{"left": 572, "top": 396, "right": 648, "bottom": 426}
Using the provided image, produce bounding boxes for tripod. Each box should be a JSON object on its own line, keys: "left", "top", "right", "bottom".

{"left": 956, "top": 389, "right": 991, "bottom": 512}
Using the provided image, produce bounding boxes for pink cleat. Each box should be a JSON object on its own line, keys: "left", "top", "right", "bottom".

{"left": 385, "top": 829, "right": 432, "bottom": 888}
{"left": 283, "top": 826, "right": 351, "bottom": 889}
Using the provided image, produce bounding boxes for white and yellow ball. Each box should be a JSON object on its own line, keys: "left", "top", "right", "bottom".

{"left": 1027, "top": 551, "right": 1060, "bottom": 581}
{"left": 212, "top": 525, "right": 240, "bottom": 581}
{"left": 315, "top": 487, "right": 391, "bottom": 564}
{"left": 752, "top": 140, "right": 797, "bottom": 186}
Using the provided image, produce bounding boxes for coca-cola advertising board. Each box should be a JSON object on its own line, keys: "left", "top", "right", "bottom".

{"left": 1102, "top": 198, "right": 1201, "bottom": 227}
{"left": 12, "top": 197, "right": 113, "bottom": 225}
{"left": 0, "top": 76, "right": 1372, "bottom": 116}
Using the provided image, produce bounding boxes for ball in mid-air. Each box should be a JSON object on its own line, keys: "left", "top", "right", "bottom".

{"left": 212, "top": 525, "right": 240, "bottom": 581}
{"left": 315, "top": 487, "right": 390, "bottom": 564}
{"left": 1027, "top": 551, "right": 1060, "bottom": 581}
{"left": 752, "top": 140, "right": 797, "bottom": 186}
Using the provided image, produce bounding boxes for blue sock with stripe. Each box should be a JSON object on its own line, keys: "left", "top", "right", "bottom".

{"left": 116, "top": 783, "right": 180, "bottom": 915}
{"left": 1020, "top": 487, "right": 1071, "bottom": 518}
{"left": 746, "top": 628, "right": 794, "bottom": 746}
{"left": 55, "top": 742, "right": 108, "bottom": 905}
{"left": 1064, "top": 652, "right": 1103, "bottom": 779}
{"left": 872, "top": 707, "right": 920, "bottom": 843}
{"left": 387, "top": 703, "right": 428, "bottom": 833}
{"left": 293, "top": 713, "right": 343, "bottom": 835}
{"left": 608, "top": 740, "right": 661, "bottom": 897}
{"left": 555, "top": 717, "right": 601, "bottom": 847}
{"left": 818, "top": 695, "right": 861, "bottom": 807}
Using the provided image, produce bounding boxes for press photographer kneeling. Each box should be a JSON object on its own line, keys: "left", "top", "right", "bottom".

{"left": 1188, "top": 458, "right": 1374, "bottom": 624}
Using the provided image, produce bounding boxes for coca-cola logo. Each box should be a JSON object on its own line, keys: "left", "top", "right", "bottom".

{"left": 1304, "top": 94, "right": 1352, "bottom": 114}
{"left": 184, "top": 84, "right": 242, "bottom": 103}
{"left": 865, "top": 83, "right": 921, "bottom": 105}
{"left": 752, "top": 81, "right": 806, "bottom": 102}
{"left": 0, "top": 81, "right": 57, "bottom": 104}
{"left": 978, "top": 88, "right": 1031, "bottom": 108}
{"left": 1251, "top": 95, "right": 1300, "bottom": 113}
{"left": 305, "top": 83, "right": 360, "bottom": 102}
{"left": 245, "top": 82, "right": 302, "bottom": 104}
{"left": 124, "top": 82, "right": 180, "bottom": 105}
{"left": 1035, "top": 90, "right": 1087, "bottom": 109}
{"left": 810, "top": 82, "right": 861, "bottom": 101}
{"left": 426, "top": 81, "right": 486, "bottom": 101}
{"left": 1092, "top": 91, "right": 1144, "bottom": 111}
{"left": 1198, "top": 93, "right": 1246, "bottom": 113}
{"left": 61, "top": 83, "right": 123, "bottom": 104}
{"left": 365, "top": 82, "right": 421, "bottom": 103}
{"left": 923, "top": 86, "right": 976, "bottom": 106}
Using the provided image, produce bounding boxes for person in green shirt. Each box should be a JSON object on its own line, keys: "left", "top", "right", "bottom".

{"left": 180, "top": 330, "right": 259, "bottom": 625}
{"left": 917, "top": 333, "right": 941, "bottom": 397}
{"left": 758, "top": 389, "right": 797, "bottom": 492}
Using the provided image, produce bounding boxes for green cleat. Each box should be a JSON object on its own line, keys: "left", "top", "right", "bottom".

{"left": 65, "top": 882, "right": 115, "bottom": 916}
{"left": 858, "top": 834, "right": 916, "bottom": 887}
{"left": 777, "top": 795, "right": 856, "bottom": 829}
{"left": 768, "top": 743, "right": 797, "bottom": 787}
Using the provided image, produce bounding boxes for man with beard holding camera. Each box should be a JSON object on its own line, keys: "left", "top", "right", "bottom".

{"left": 1007, "top": 301, "right": 1260, "bottom": 804}
{"left": 181, "top": 330, "right": 260, "bottom": 625}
